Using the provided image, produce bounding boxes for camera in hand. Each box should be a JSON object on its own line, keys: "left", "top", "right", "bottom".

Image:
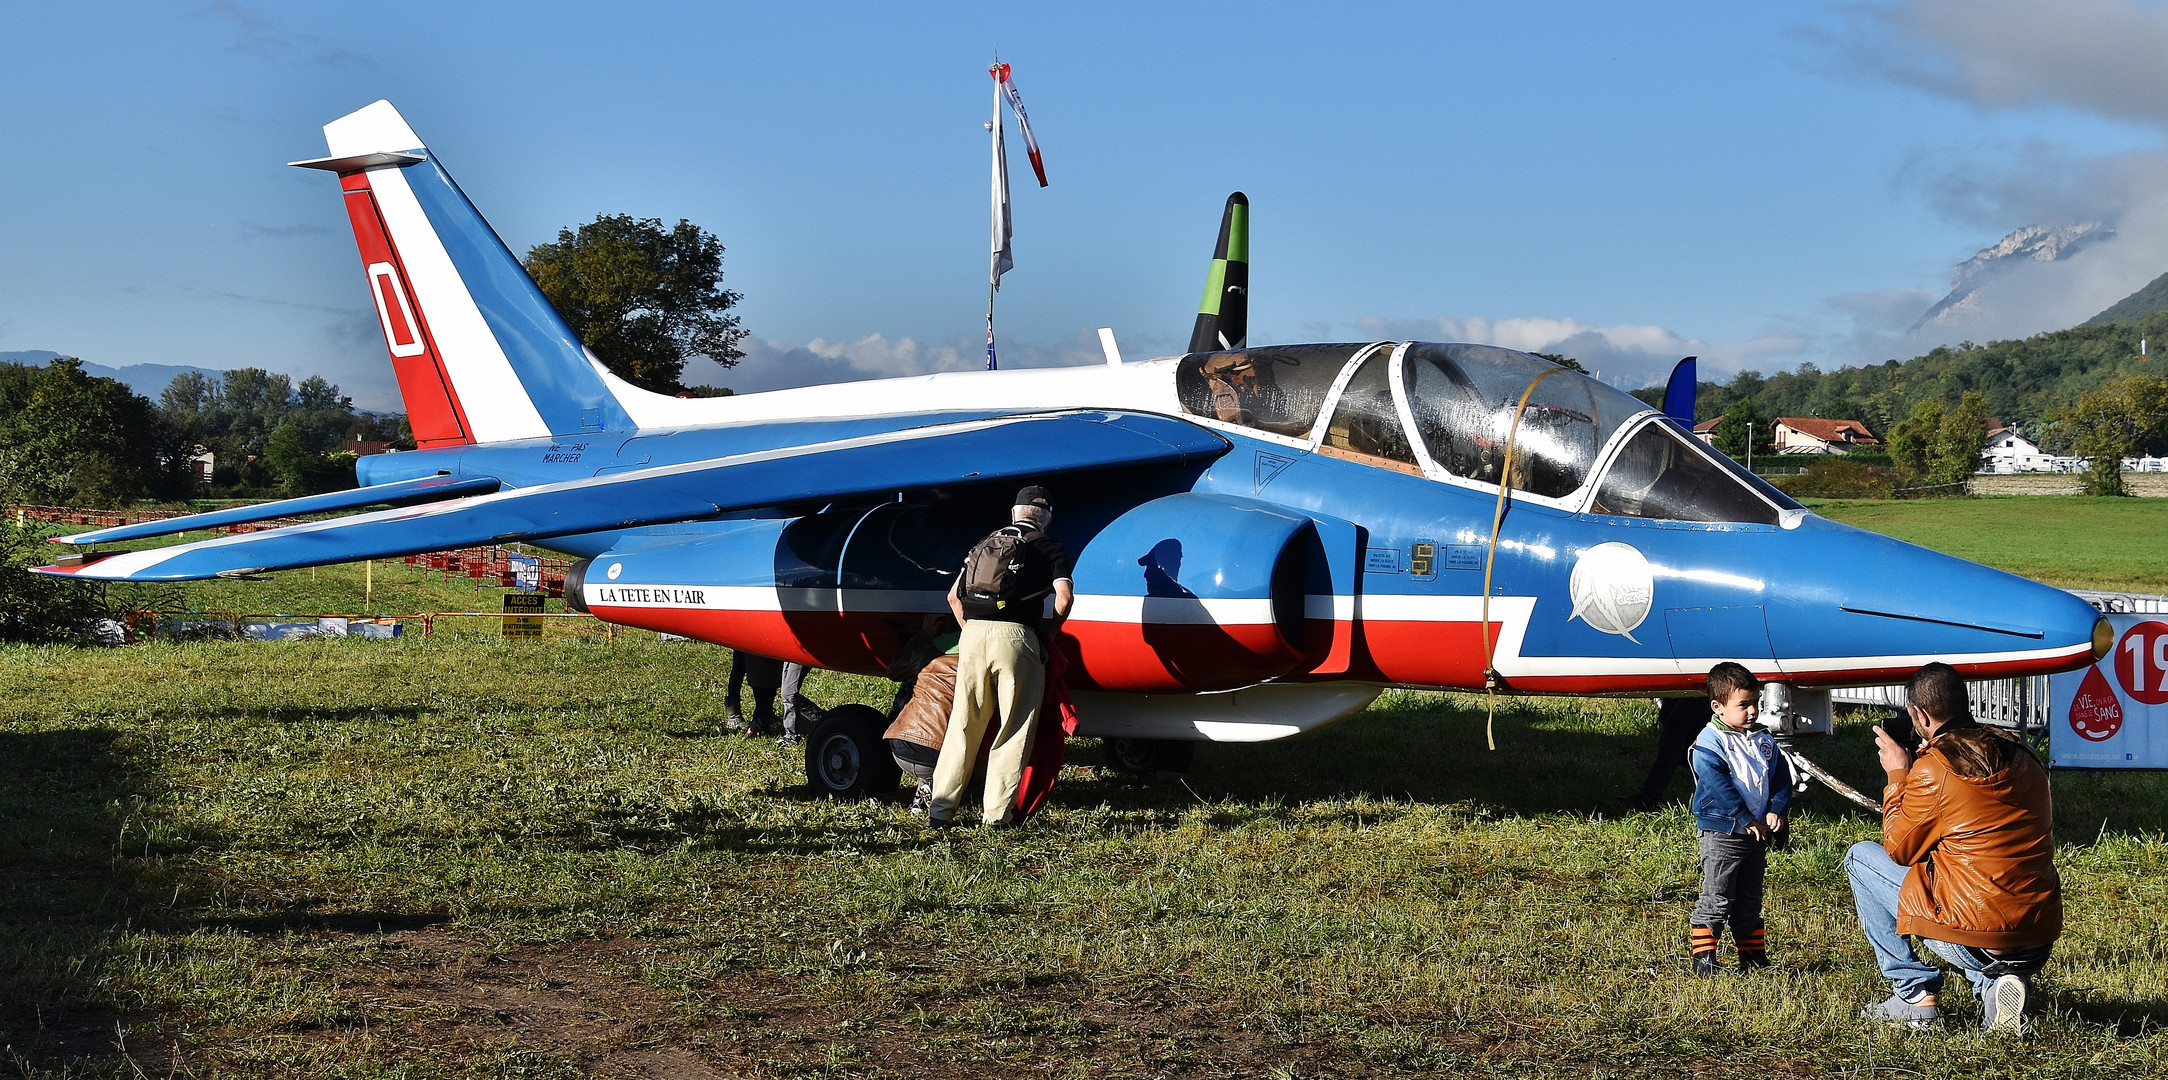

{"left": 1882, "top": 708, "right": 1921, "bottom": 754}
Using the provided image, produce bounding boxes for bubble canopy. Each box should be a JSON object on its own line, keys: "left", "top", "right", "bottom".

{"left": 1399, "top": 343, "right": 1645, "bottom": 499}
{"left": 1176, "top": 342, "right": 1801, "bottom": 522}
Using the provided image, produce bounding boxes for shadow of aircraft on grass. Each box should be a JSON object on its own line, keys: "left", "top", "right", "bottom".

{"left": 0, "top": 729, "right": 151, "bottom": 1071}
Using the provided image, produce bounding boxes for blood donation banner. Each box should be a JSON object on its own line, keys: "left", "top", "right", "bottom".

{"left": 2050, "top": 613, "right": 2168, "bottom": 769}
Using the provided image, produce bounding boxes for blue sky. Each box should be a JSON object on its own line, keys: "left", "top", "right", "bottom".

{"left": 6, "top": 1, "right": 2168, "bottom": 409}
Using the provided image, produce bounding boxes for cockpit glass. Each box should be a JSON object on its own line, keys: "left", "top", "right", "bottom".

{"left": 1176, "top": 343, "right": 1372, "bottom": 438}
{"left": 1402, "top": 343, "right": 1647, "bottom": 498}
{"left": 1591, "top": 418, "right": 1802, "bottom": 525}
{"left": 1320, "top": 350, "right": 1418, "bottom": 469}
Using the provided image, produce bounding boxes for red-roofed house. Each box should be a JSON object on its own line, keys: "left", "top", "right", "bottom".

{"left": 1772, "top": 417, "right": 1879, "bottom": 455}
{"left": 1691, "top": 417, "right": 1722, "bottom": 445}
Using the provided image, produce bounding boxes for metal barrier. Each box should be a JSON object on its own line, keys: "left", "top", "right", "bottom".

{"left": 10, "top": 502, "right": 576, "bottom": 598}
{"left": 12, "top": 503, "right": 307, "bottom": 535}
{"left": 126, "top": 609, "right": 619, "bottom": 643}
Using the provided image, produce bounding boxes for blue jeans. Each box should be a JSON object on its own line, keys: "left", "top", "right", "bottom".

{"left": 1844, "top": 841, "right": 2051, "bottom": 999}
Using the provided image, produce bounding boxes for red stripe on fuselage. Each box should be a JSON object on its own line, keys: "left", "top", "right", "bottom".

{"left": 586, "top": 603, "right": 1306, "bottom": 693}
{"left": 584, "top": 601, "right": 2096, "bottom": 697}
{"left": 337, "top": 170, "right": 471, "bottom": 448}
{"left": 1353, "top": 618, "right": 1505, "bottom": 686}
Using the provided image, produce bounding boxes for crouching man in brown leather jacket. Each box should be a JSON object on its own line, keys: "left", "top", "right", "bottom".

{"left": 1846, "top": 663, "right": 2061, "bottom": 1033}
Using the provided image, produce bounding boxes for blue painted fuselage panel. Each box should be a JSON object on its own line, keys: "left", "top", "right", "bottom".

{"left": 356, "top": 414, "right": 2096, "bottom": 693}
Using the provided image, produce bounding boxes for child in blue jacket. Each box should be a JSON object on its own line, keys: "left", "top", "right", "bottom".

{"left": 1688, "top": 662, "right": 1793, "bottom": 976}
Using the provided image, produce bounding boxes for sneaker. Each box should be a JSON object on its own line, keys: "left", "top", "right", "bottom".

{"left": 776, "top": 733, "right": 804, "bottom": 748}
{"left": 1736, "top": 951, "right": 1771, "bottom": 971}
{"left": 1982, "top": 974, "right": 2028, "bottom": 1034}
{"left": 908, "top": 782, "right": 933, "bottom": 815}
{"left": 724, "top": 710, "right": 750, "bottom": 734}
{"left": 925, "top": 815, "right": 954, "bottom": 831}
{"left": 1862, "top": 991, "right": 1939, "bottom": 1029}
{"left": 1692, "top": 953, "right": 1722, "bottom": 978}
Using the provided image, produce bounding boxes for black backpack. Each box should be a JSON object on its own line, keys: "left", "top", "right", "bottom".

{"left": 957, "top": 524, "right": 1047, "bottom": 618}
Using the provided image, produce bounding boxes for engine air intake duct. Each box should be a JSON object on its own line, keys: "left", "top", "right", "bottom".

{"left": 1065, "top": 493, "right": 1316, "bottom": 693}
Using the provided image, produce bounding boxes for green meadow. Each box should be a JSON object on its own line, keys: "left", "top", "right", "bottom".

{"left": 0, "top": 500, "right": 2162, "bottom": 1077}
{"left": 1815, "top": 495, "right": 2168, "bottom": 593}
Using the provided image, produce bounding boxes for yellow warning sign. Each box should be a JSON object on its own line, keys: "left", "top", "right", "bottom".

{"left": 502, "top": 593, "right": 546, "bottom": 640}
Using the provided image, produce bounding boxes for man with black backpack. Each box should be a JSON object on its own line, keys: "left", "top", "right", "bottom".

{"left": 927, "top": 485, "right": 1072, "bottom": 828}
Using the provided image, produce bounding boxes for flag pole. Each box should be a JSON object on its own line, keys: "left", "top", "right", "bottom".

{"left": 986, "top": 69, "right": 1002, "bottom": 371}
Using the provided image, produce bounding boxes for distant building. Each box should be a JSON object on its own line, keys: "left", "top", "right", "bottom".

{"left": 187, "top": 449, "right": 214, "bottom": 485}
{"left": 345, "top": 438, "right": 394, "bottom": 457}
{"left": 1772, "top": 417, "right": 1880, "bottom": 455}
{"left": 1977, "top": 419, "right": 2070, "bottom": 473}
{"left": 1691, "top": 418, "right": 1721, "bottom": 445}
{"left": 1981, "top": 419, "right": 2042, "bottom": 459}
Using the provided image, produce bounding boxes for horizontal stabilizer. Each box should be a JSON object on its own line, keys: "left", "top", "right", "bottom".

{"left": 55, "top": 474, "right": 503, "bottom": 546}
{"left": 38, "top": 411, "right": 1228, "bottom": 582}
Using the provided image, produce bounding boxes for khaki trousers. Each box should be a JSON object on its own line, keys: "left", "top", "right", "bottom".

{"left": 929, "top": 620, "right": 1044, "bottom": 825}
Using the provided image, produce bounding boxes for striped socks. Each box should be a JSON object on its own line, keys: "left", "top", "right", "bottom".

{"left": 1737, "top": 926, "right": 1769, "bottom": 969}
{"left": 1691, "top": 925, "right": 1721, "bottom": 975}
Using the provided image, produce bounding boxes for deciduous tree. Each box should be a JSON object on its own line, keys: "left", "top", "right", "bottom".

{"left": 1711, "top": 398, "right": 1772, "bottom": 463}
{"left": 2060, "top": 373, "right": 2168, "bottom": 496}
{"left": 524, "top": 215, "right": 748, "bottom": 394}
{"left": 0, "top": 359, "right": 185, "bottom": 506}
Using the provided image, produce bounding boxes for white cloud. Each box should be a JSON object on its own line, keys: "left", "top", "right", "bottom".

{"left": 685, "top": 327, "right": 1147, "bottom": 394}
{"left": 1343, "top": 314, "right": 1806, "bottom": 389}
{"left": 1790, "top": 2, "right": 2168, "bottom": 359}
{"left": 1832, "top": 0, "right": 2168, "bottom": 129}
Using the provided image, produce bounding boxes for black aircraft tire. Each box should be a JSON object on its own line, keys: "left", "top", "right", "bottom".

{"left": 805, "top": 704, "right": 903, "bottom": 798}
{"left": 1101, "top": 737, "right": 1196, "bottom": 776}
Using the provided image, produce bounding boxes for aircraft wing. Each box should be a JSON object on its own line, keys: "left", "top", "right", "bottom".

{"left": 39, "top": 410, "right": 1228, "bottom": 582}
{"left": 55, "top": 473, "right": 503, "bottom": 545}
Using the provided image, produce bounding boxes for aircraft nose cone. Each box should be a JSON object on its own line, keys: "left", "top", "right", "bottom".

{"left": 1776, "top": 517, "right": 2102, "bottom": 682}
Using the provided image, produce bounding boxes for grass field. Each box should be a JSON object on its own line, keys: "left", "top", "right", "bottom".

{"left": 1816, "top": 495, "right": 2168, "bottom": 593}
{"left": 4, "top": 631, "right": 2167, "bottom": 1079}
{"left": 4, "top": 500, "right": 2163, "bottom": 1076}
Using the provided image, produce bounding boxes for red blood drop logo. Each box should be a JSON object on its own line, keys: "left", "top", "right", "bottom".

{"left": 2069, "top": 665, "right": 2124, "bottom": 743}
{"left": 2115, "top": 621, "right": 2168, "bottom": 706}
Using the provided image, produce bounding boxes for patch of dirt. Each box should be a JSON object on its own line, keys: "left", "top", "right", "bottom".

{"left": 1970, "top": 473, "right": 2168, "bottom": 496}
{"left": 320, "top": 927, "right": 740, "bottom": 1078}
{"left": 0, "top": 1003, "right": 132, "bottom": 1063}
{"left": 175, "top": 924, "right": 1456, "bottom": 1077}
{"left": 151, "top": 924, "right": 1825, "bottom": 1078}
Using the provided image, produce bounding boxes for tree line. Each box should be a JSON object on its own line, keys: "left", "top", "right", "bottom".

{"left": 0, "top": 359, "right": 404, "bottom": 507}
{"left": 1625, "top": 311, "right": 2168, "bottom": 494}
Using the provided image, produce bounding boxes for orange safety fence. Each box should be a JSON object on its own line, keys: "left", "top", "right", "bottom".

{"left": 11, "top": 503, "right": 308, "bottom": 534}
{"left": 10, "top": 503, "right": 576, "bottom": 598}
{"left": 122, "top": 609, "right": 623, "bottom": 643}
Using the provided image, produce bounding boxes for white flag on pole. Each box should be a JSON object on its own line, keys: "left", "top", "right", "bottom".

{"left": 990, "top": 81, "right": 1013, "bottom": 289}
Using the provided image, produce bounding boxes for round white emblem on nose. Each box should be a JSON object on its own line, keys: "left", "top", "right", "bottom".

{"left": 1568, "top": 542, "right": 1653, "bottom": 643}
{"left": 606, "top": 562, "right": 623, "bottom": 580}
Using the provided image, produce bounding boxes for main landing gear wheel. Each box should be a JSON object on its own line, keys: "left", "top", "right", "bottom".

{"left": 805, "top": 704, "right": 902, "bottom": 798}
{"left": 1100, "top": 737, "right": 1195, "bottom": 776}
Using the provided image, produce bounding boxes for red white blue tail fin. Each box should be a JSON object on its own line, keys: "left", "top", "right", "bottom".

{"left": 294, "top": 100, "right": 647, "bottom": 446}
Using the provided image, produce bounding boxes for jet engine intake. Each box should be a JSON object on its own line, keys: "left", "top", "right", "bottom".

{"left": 1063, "top": 493, "right": 1317, "bottom": 693}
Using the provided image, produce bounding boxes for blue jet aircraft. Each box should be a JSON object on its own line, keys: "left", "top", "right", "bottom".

{"left": 42, "top": 102, "right": 2111, "bottom": 791}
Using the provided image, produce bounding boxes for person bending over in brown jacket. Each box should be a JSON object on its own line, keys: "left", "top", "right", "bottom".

{"left": 1846, "top": 662, "right": 2061, "bottom": 1034}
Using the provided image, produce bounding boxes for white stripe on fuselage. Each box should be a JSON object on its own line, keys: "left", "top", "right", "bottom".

{"left": 581, "top": 582, "right": 2079, "bottom": 684}
{"left": 585, "top": 584, "right": 1285, "bottom": 626}
{"left": 365, "top": 164, "right": 550, "bottom": 443}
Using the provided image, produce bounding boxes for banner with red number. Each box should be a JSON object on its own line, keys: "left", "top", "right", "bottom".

{"left": 2050, "top": 612, "right": 2168, "bottom": 768}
